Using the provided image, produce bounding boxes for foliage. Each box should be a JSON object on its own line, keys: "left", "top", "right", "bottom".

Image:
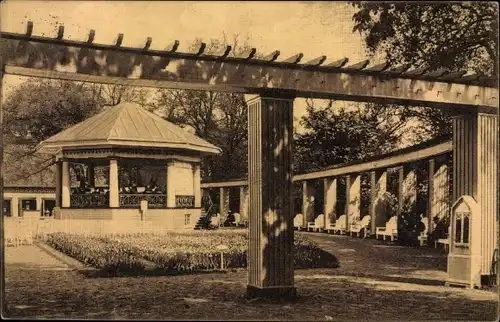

{"left": 149, "top": 35, "right": 257, "bottom": 181}
{"left": 46, "top": 232, "right": 146, "bottom": 275}
{"left": 2, "top": 78, "right": 146, "bottom": 186}
{"left": 46, "top": 231, "right": 339, "bottom": 275}
{"left": 294, "top": 100, "right": 404, "bottom": 173}
{"left": 350, "top": 2, "right": 498, "bottom": 141}
{"left": 351, "top": 2, "right": 498, "bottom": 76}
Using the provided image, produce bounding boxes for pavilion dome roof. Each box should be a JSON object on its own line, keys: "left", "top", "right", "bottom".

{"left": 36, "top": 102, "right": 221, "bottom": 155}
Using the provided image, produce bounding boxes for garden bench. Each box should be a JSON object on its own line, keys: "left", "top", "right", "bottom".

{"left": 350, "top": 215, "right": 371, "bottom": 238}
{"left": 307, "top": 214, "right": 325, "bottom": 232}
{"left": 375, "top": 216, "right": 398, "bottom": 241}
{"left": 434, "top": 227, "right": 450, "bottom": 251}
{"left": 328, "top": 214, "right": 347, "bottom": 234}
{"left": 294, "top": 213, "right": 305, "bottom": 231}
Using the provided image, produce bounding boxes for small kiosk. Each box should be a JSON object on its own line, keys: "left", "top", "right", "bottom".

{"left": 446, "top": 195, "right": 481, "bottom": 288}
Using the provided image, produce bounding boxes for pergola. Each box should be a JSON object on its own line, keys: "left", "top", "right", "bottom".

{"left": 0, "top": 22, "right": 498, "bottom": 298}
{"left": 34, "top": 101, "right": 220, "bottom": 227}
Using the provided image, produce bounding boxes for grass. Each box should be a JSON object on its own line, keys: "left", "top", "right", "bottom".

{"left": 4, "top": 264, "right": 497, "bottom": 320}
{"left": 3, "top": 232, "right": 498, "bottom": 320}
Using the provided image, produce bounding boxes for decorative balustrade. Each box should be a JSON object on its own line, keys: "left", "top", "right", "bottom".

{"left": 119, "top": 194, "right": 166, "bottom": 208}
{"left": 176, "top": 195, "right": 195, "bottom": 208}
{"left": 70, "top": 194, "right": 109, "bottom": 208}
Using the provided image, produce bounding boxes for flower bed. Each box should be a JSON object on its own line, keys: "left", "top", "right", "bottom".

{"left": 46, "top": 232, "right": 146, "bottom": 275}
{"left": 46, "top": 231, "right": 338, "bottom": 275}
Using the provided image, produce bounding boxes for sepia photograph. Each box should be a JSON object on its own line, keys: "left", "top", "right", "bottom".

{"left": 0, "top": 1, "right": 498, "bottom": 320}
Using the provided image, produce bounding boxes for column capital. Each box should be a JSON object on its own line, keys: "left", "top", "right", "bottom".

{"left": 246, "top": 90, "right": 296, "bottom": 104}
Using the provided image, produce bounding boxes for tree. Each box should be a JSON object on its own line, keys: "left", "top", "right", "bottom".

{"left": 351, "top": 2, "right": 498, "bottom": 76}
{"left": 350, "top": 2, "right": 498, "bottom": 140}
{"left": 2, "top": 78, "right": 147, "bottom": 185}
{"left": 294, "top": 99, "right": 406, "bottom": 173}
{"left": 150, "top": 35, "right": 258, "bottom": 181}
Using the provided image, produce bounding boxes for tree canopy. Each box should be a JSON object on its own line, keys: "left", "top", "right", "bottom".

{"left": 349, "top": 2, "right": 498, "bottom": 141}
{"left": 293, "top": 99, "right": 405, "bottom": 173}
{"left": 351, "top": 2, "right": 498, "bottom": 76}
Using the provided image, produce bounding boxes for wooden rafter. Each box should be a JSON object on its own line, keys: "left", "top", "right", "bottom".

{"left": 0, "top": 22, "right": 498, "bottom": 110}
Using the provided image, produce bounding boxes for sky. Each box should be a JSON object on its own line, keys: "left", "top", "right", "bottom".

{"left": 0, "top": 1, "right": 382, "bottom": 129}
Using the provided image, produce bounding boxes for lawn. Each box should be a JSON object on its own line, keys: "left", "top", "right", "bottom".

{"left": 3, "top": 232, "right": 498, "bottom": 320}
{"left": 4, "top": 264, "right": 497, "bottom": 320}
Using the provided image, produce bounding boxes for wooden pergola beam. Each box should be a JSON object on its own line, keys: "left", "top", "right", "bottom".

{"left": 0, "top": 29, "right": 498, "bottom": 109}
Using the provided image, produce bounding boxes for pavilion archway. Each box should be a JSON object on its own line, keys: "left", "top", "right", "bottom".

{"left": 0, "top": 21, "right": 498, "bottom": 297}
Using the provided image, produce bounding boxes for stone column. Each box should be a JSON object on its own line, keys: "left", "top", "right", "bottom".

{"left": 36, "top": 197, "right": 42, "bottom": 211}
{"left": 428, "top": 157, "right": 451, "bottom": 235}
{"left": 323, "top": 177, "right": 337, "bottom": 229}
{"left": 166, "top": 161, "right": 176, "bottom": 207}
{"left": 398, "top": 165, "right": 417, "bottom": 240}
{"left": 219, "top": 187, "right": 229, "bottom": 215}
{"left": 109, "top": 158, "right": 119, "bottom": 207}
{"left": 61, "top": 160, "right": 70, "bottom": 208}
{"left": 452, "top": 113, "right": 498, "bottom": 278}
{"left": 302, "top": 181, "right": 315, "bottom": 227}
{"left": 239, "top": 186, "right": 249, "bottom": 221}
{"left": 87, "top": 163, "right": 95, "bottom": 187}
{"left": 55, "top": 161, "right": 62, "bottom": 208}
{"left": 11, "top": 197, "right": 19, "bottom": 217}
{"left": 370, "top": 169, "right": 387, "bottom": 233}
{"left": 246, "top": 94, "right": 296, "bottom": 299}
{"left": 193, "top": 164, "right": 201, "bottom": 208}
{"left": 346, "top": 174, "right": 361, "bottom": 232}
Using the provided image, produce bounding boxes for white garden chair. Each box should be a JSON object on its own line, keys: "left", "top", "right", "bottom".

{"left": 350, "top": 215, "right": 371, "bottom": 238}
{"left": 417, "top": 218, "right": 429, "bottom": 246}
{"left": 307, "top": 214, "right": 325, "bottom": 232}
{"left": 233, "top": 213, "right": 242, "bottom": 226}
{"left": 375, "top": 216, "right": 398, "bottom": 241}
{"left": 328, "top": 214, "right": 347, "bottom": 234}
{"left": 293, "top": 213, "right": 304, "bottom": 230}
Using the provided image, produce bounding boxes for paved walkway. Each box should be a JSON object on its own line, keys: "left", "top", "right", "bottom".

{"left": 4, "top": 244, "right": 72, "bottom": 271}
{"left": 300, "top": 232, "right": 448, "bottom": 284}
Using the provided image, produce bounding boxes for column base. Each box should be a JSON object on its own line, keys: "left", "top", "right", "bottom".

{"left": 246, "top": 285, "right": 297, "bottom": 300}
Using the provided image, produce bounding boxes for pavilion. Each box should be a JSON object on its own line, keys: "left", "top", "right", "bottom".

{"left": 36, "top": 102, "right": 221, "bottom": 229}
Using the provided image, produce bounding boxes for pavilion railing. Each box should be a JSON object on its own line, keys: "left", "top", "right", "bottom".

{"left": 119, "top": 194, "right": 166, "bottom": 209}
{"left": 70, "top": 194, "right": 109, "bottom": 208}
{"left": 176, "top": 195, "right": 195, "bottom": 208}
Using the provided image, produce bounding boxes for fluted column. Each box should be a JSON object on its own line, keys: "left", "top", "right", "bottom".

{"left": 428, "top": 157, "right": 450, "bottom": 235}
{"left": 166, "top": 161, "right": 176, "bottom": 207}
{"left": 193, "top": 164, "right": 201, "bottom": 208}
{"left": 246, "top": 94, "right": 296, "bottom": 299}
{"left": 87, "top": 163, "right": 95, "bottom": 187}
{"left": 54, "top": 161, "right": 62, "bottom": 208}
{"left": 302, "top": 181, "right": 315, "bottom": 227}
{"left": 370, "top": 169, "right": 387, "bottom": 233}
{"left": 109, "top": 158, "right": 119, "bottom": 208}
{"left": 346, "top": 174, "right": 361, "bottom": 232}
{"left": 239, "top": 186, "right": 249, "bottom": 221}
{"left": 323, "top": 178, "right": 337, "bottom": 229}
{"left": 398, "top": 165, "right": 417, "bottom": 240}
{"left": 451, "top": 113, "right": 498, "bottom": 280}
{"left": 219, "top": 187, "right": 229, "bottom": 215}
{"left": 61, "top": 160, "right": 70, "bottom": 208}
